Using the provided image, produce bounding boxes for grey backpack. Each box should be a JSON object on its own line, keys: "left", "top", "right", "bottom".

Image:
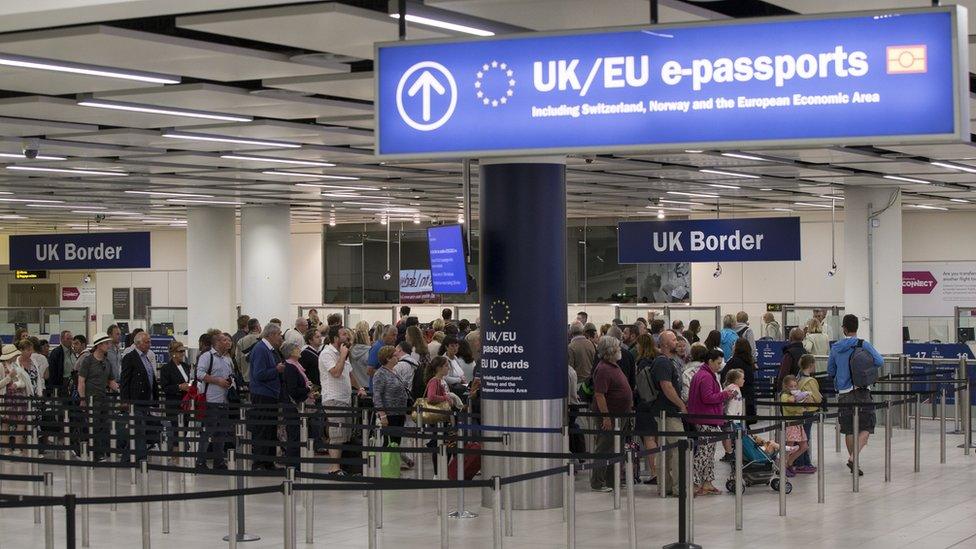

{"left": 848, "top": 339, "right": 878, "bottom": 388}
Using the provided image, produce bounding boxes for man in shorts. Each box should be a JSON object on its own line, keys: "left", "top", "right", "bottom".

{"left": 319, "top": 326, "right": 367, "bottom": 474}
{"left": 828, "top": 314, "right": 883, "bottom": 476}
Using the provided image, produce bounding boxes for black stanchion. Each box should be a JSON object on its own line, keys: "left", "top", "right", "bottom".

{"left": 65, "top": 494, "right": 77, "bottom": 549}
{"left": 663, "top": 440, "right": 701, "bottom": 549}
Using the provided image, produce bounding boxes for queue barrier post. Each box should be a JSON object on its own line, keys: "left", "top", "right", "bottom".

{"left": 224, "top": 420, "right": 259, "bottom": 544}
{"left": 110, "top": 419, "right": 118, "bottom": 510}
{"left": 613, "top": 417, "right": 622, "bottom": 510}
{"left": 493, "top": 476, "right": 504, "bottom": 549}
{"left": 625, "top": 445, "right": 637, "bottom": 549}
{"left": 957, "top": 356, "right": 965, "bottom": 434}
{"left": 816, "top": 413, "right": 825, "bottom": 503}
{"left": 940, "top": 387, "right": 947, "bottom": 464}
{"left": 44, "top": 472, "right": 54, "bottom": 549}
{"left": 129, "top": 404, "right": 137, "bottom": 485}
{"left": 65, "top": 493, "right": 77, "bottom": 549}
{"left": 305, "top": 439, "right": 314, "bottom": 544}
{"left": 28, "top": 399, "right": 40, "bottom": 524}
{"left": 734, "top": 427, "right": 743, "bottom": 530}
{"left": 439, "top": 444, "right": 449, "bottom": 549}
{"left": 884, "top": 401, "right": 892, "bottom": 483}
{"left": 966, "top": 380, "right": 973, "bottom": 456}
{"left": 62, "top": 408, "right": 71, "bottom": 462}
{"left": 566, "top": 464, "right": 575, "bottom": 549}
{"left": 417, "top": 402, "right": 426, "bottom": 480}
{"left": 450, "top": 412, "right": 477, "bottom": 519}
{"left": 178, "top": 412, "right": 188, "bottom": 491}
{"left": 778, "top": 421, "right": 787, "bottom": 516}
{"left": 361, "top": 408, "right": 370, "bottom": 499}
{"left": 162, "top": 444, "right": 171, "bottom": 535}
{"left": 561, "top": 424, "right": 569, "bottom": 524}
{"left": 284, "top": 467, "right": 296, "bottom": 549}
{"left": 662, "top": 439, "right": 701, "bottom": 549}
{"left": 140, "top": 460, "right": 151, "bottom": 549}
{"left": 80, "top": 442, "right": 90, "bottom": 548}
{"left": 914, "top": 393, "right": 922, "bottom": 473}
{"left": 502, "top": 433, "right": 513, "bottom": 537}
{"left": 658, "top": 411, "right": 666, "bottom": 499}
{"left": 374, "top": 424, "right": 383, "bottom": 529}
{"left": 227, "top": 450, "right": 237, "bottom": 549}
{"left": 853, "top": 404, "right": 860, "bottom": 493}
{"left": 686, "top": 437, "right": 694, "bottom": 542}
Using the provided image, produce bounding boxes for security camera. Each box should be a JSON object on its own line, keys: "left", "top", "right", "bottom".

{"left": 713, "top": 263, "right": 723, "bottom": 278}
{"left": 94, "top": 214, "right": 106, "bottom": 223}
{"left": 584, "top": 158, "right": 594, "bottom": 164}
{"left": 22, "top": 139, "right": 39, "bottom": 159}
{"left": 83, "top": 273, "right": 92, "bottom": 284}
{"left": 382, "top": 271, "right": 392, "bottom": 281}
{"left": 827, "top": 262, "right": 837, "bottom": 278}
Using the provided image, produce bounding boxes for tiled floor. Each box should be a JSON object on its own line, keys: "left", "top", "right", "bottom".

{"left": 1, "top": 420, "right": 974, "bottom": 548}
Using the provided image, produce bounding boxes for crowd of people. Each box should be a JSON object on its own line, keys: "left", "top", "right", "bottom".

{"left": 571, "top": 310, "right": 880, "bottom": 496}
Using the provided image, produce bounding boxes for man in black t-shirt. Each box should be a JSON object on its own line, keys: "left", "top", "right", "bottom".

{"left": 650, "top": 331, "right": 687, "bottom": 496}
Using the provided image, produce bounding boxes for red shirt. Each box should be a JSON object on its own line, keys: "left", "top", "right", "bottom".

{"left": 591, "top": 360, "right": 633, "bottom": 413}
{"left": 425, "top": 377, "right": 449, "bottom": 403}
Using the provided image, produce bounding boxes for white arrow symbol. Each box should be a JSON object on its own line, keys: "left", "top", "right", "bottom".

{"left": 407, "top": 70, "right": 446, "bottom": 122}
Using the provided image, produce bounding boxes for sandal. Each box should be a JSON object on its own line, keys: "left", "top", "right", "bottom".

{"left": 704, "top": 486, "right": 721, "bottom": 495}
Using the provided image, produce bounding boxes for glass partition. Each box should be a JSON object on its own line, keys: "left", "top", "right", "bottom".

{"left": 782, "top": 305, "right": 843, "bottom": 340}
{"left": 43, "top": 307, "right": 89, "bottom": 342}
{"left": 954, "top": 307, "right": 976, "bottom": 344}
{"left": 904, "top": 316, "right": 953, "bottom": 343}
{"left": 147, "top": 307, "right": 188, "bottom": 344}
{"left": 568, "top": 303, "right": 618, "bottom": 326}
{"left": 297, "top": 305, "right": 345, "bottom": 327}
{"left": 404, "top": 304, "right": 449, "bottom": 324}
{"left": 456, "top": 305, "right": 480, "bottom": 324}
{"left": 346, "top": 305, "right": 396, "bottom": 328}
{"left": 666, "top": 306, "right": 722, "bottom": 335}
{"left": 616, "top": 305, "right": 668, "bottom": 325}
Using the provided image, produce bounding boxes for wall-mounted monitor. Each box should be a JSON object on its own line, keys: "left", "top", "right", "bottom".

{"left": 427, "top": 224, "right": 469, "bottom": 294}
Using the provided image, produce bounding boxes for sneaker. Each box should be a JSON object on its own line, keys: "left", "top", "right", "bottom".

{"left": 641, "top": 477, "right": 658, "bottom": 485}
{"left": 846, "top": 461, "right": 864, "bottom": 477}
{"left": 795, "top": 465, "right": 817, "bottom": 474}
{"left": 785, "top": 466, "right": 796, "bottom": 478}
{"left": 720, "top": 452, "right": 735, "bottom": 463}
{"left": 591, "top": 485, "right": 613, "bottom": 493}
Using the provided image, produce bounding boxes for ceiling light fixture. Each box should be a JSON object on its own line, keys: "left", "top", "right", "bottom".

{"left": 794, "top": 202, "right": 832, "bottom": 208}
{"left": 760, "top": 188, "right": 773, "bottom": 191}
{"left": 77, "top": 99, "right": 252, "bottom": 122}
{"left": 27, "top": 204, "right": 105, "bottom": 209}
{"left": 0, "top": 214, "right": 26, "bottom": 219}
{"left": 911, "top": 204, "right": 949, "bottom": 211}
{"left": 931, "top": 161, "right": 976, "bottom": 174}
{"left": 667, "top": 191, "right": 719, "bottom": 198}
{"left": 125, "top": 190, "right": 215, "bottom": 198}
{"left": 0, "top": 198, "right": 63, "bottom": 203}
{"left": 659, "top": 199, "right": 704, "bottom": 206}
{"left": 0, "top": 52, "right": 180, "bottom": 84}
{"left": 684, "top": 149, "right": 704, "bottom": 154}
{"left": 296, "top": 183, "right": 379, "bottom": 191}
{"left": 360, "top": 207, "right": 419, "bottom": 213}
{"left": 656, "top": 209, "right": 665, "bottom": 219}
{"left": 821, "top": 195, "right": 845, "bottom": 200}
{"left": 699, "top": 169, "right": 760, "bottom": 179}
{"left": 167, "top": 199, "right": 243, "bottom": 206}
{"left": 220, "top": 154, "right": 334, "bottom": 167}
{"left": 6, "top": 166, "right": 127, "bottom": 176}
{"left": 388, "top": 12, "right": 494, "bottom": 36}
{"left": 773, "top": 208, "right": 795, "bottom": 212}
{"left": 321, "top": 193, "right": 392, "bottom": 200}
{"left": 949, "top": 198, "right": 970, "bottom": 203}
{"left": 707, "top": 183, "right": 742, "bottom": 190}
{"left": 883, "top": 175, "right": 930, "bottom": 184}
{"left": 163, "top": 132, "right": 301, "bottom": 148}
{"left": 720, "top": 153, "right": 767, "bottom": 161}
{"left": 0, "top": 152, "right": 65, "bottom": 161}
{"left": 263, "top": 170, "right": 358, "bottom": 180}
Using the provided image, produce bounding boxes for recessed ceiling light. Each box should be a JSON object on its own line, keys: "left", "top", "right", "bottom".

{"left": 263, "top": 170, "right": 357, "bottom": 180}
{"left": 0, "top": 52, "right": 180, "bottom": 84}
{"left": 296, "top": 183, "right": 379, "bottom": 191}
{"left": 78, "top": 99, "right": 252, "bottom": 122}
{"left": 6, "top": 166, "right": 127, "bottom": 176}
{"left": 949, "top": 198, "right": 970, "bottom": 203}
{"left": 0, "top": 198, "right": 63, "bottom": 203}
{"left": 721, "top": 153, "right": 768, "bottom": 161}
{"left": 125, "top": 190, "right": 215, "bottom": 198}
{"left": 27, "top": 204, "right": 105, "bottom": 209}
{"left": 0, "top": 152, "right": 65, "bottom": 161}
{"left": 0, "top": 214, "right": 26, "bottom": 219}
{"left": 707, "top": 183, "right": 741, "bottom": 190}
{"left": 360, "top": 207, "right": 419, "bottom": 213}
{"left": 167, "top": 199, "right": 243, "bottom": 206}
{"left": 220, "top": 154, "right": 334, "bottom": 167}
{"left": 162, "top": 132, "right": 301, "bottom": 149}
{"left": 684, "top": 149, "right": 704, "bottom": 154}
{"left": 883, "top": 175, "right": 930, "bottom": 184}
{"left": 931, "top": 161, "right": 976, "bottom": 174}
{"left": 760, "top": 188, "right": 773, "bottom": 191}
{"left": 911, "top": 204, "right": 949, "bottom": 211}
{"left": 389, "top": 12, "right": 494, "bottom": 36}
{"left": 773, "top": 208, "right": 795, "bottom": 212}
{"left": 321, "top": 193, "right": 392, "bottom": 200}
{"left": 794, "top": 202, "right": 832, "bottom": 208}
{"left": 667, "top": 191, "right": 719, "bottom": 198}
{"left": 699, "top": 169, "right": 760, "bottom": 179}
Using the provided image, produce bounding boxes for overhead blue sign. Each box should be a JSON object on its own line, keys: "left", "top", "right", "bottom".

{"left": 376, "top": 7, "right": 967, "bottom": 158}
{"left": 10, "top": 232, "right": 151, "bottom": 270}
{"left": 618, "top": 217, "right": 800, "bottom": 263}
{"left": 427, "top": 225, "right": 468, "bottom": 294}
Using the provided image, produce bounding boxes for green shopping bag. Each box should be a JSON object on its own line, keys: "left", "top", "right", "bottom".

{"left": 380, "top": 443, "right": 402, "bottom": 478}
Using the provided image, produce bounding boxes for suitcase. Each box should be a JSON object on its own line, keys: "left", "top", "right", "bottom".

{"left": 447, "top": 442, "right": 482, "bottom": 480}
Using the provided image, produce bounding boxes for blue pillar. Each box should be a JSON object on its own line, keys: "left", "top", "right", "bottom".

{"left": 479, "top": 157, "right": 566, "bottom": 509}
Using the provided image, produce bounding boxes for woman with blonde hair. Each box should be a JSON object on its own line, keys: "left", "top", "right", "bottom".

{"left": 0, "top": 343, "right": 32, "bottom": 454}
{"left": 354, "top": 321, "right": 371, "bottom": 346}
{"left": 802, "top": 318, "right": 830, "bottom": 356}
{"left": 370, "top": 321, "right": 385, "bottom": 343}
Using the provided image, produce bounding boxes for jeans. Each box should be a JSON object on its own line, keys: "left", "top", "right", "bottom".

{"left": 197, "top": 403, "right": 231, "bottom": 467}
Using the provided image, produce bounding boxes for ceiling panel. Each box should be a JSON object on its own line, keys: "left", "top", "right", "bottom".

{"left": 95, "top": 83, "right": 371, "bottom": 119}
{"left": 0, "top": 96, "right": 249, "bottom": 128}
{"left": 0, "top": 25, "right": 345, "bottom": 82}
{"left": 56, "top": 128, "right": 278, "bottom": 151}
{"left": 264, "top": 71, "right": 374, "bottom": 101}
{"left": 879, "top": 143, "right": 976, "bottom": 160}
{"left": 181, "top": 120, "right": 373, "bottom": 146}
{"left": 177, "top": 2, "right": 452, "bottom": 60}
{"left": 0, "top": 136, "right": 154, "bottom": 157}
{"left": 0, "top": 116, "right": 95, "bottom": 137}
{"left": 317, "top": 114, "right": 374, "bottom": 130}
{"left": 0, "top": 64, "right": 159, "bottom": 94}
{"left": 426, "top": 0, "right": 709, "bottom": 29}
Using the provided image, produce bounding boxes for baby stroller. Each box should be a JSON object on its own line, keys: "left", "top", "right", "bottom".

{"left": 725, "top": 433, "right": 792, "bottom": 494}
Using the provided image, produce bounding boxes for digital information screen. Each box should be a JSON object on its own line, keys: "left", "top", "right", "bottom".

{"left": 427, "top": 224, "right": 469, "bottom": 294}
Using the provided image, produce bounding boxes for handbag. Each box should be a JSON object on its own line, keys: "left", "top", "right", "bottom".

{"left": 380, "top": 442, "right": 402, "bottom": 478}
{"left": 182, "top": 356, "right": 215, "bottom": 420}
{"left": 410, "top": 397, "right": 452, "bottom": 425}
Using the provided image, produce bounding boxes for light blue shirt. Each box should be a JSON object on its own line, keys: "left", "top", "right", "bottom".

{"left": 196, "top": 350, "right": 234, "bottom": 404}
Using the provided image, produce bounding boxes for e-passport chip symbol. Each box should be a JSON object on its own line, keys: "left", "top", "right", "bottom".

{"left": 887, "top": 45, "right": 927, "bottom": 74}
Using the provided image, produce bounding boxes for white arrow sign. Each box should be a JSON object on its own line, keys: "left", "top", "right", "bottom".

{"left": 395, "top": 61, "right": 458, "bottom": 132}
{"left": 408, "top": 70, "right": 446, "bottom": 122}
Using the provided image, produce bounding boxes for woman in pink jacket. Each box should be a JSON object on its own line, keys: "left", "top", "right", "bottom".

{"left": 687, "top": 349, "right": 734, "bottom": 495}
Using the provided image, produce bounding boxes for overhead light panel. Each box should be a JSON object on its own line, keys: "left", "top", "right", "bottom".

{"left": 296, "top": 183, "right": 379, "bottom": 191}
{"left": 389, "top": 12, "right": 494, "bottom": 36}
{"left": 2, "top": 198, "right": 63, "bottom": 203}
{"left": 27, "top": 203, "right": 104, "bottom": 209}
{"left": 7, "top": 165, "right": 127, "bottom": 176}
{"left": 699, "top": 169, "right": 760, "bottom": 179}
{"left": 667, "top": 191, "right": 719, "bottom": 199}
{"left": 163, "top": 132, "right": 301, "bottom": 148}
{"left": 659, "top": 199, "right": 703, "bottom": 206}
{"left": 911, "top": 204, "right": 949, "bottom": 211}
{"left": 773, "top": 208, "right": 795, "bottom": 212}
{"left": 220, "top": 154, "right": 334, "bottom": 167}
{"left": 263, "top": 171, "right": 357, "bottom": 180}
{"left": 78, "top": 99, "right": 252, "bottom": 122}
{"left": 821, "top": 195, "right": 845, "bottom": 200}
{"left": 684, "top": 149, "right": 704, "bottom": 154}
{"left": 0, "top": 152, "right": 65, "bottom": 161}
{"left": 794, "top": 202, "right": 832, "bottom": 208}
{"left": 360, "top": 207, "right": 419, "bottom": 213}
{"left": 949, "top": 198, "right": 970, "bottom": 203}
{"left": 0, "top": 52, "right": 179, "bottom": 84}
{"left": 707, "top": 183, "right": 741, "bottom": 190}
{"left": 883, "top": 175, "right": 930, "bottom": 184}
{"left": 931, "top": 161, "right": 976, "bottom": 174}
{"left": 125, "top": 190, "right": 215, "bottom": 198}
{"left": 167, "top": 198, "right": 243, "bottom": 206}
{"left": 720, "top": 153, "right": 768, "bottom": 162}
